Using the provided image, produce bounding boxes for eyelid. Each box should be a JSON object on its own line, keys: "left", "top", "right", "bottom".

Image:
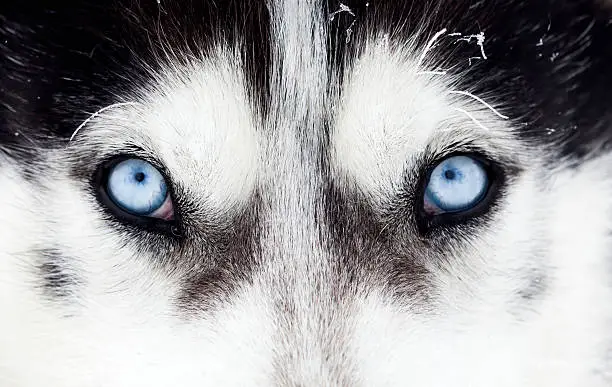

{"left": 99, "top": 152, "right": 173, "bottom": 187}
{"left": 149, "top": 194, "right": 175, "bottom": 220}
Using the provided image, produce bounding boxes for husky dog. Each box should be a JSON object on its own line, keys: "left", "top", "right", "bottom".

{"left": 1, "top": 0, "right": 612, "bottom": 385}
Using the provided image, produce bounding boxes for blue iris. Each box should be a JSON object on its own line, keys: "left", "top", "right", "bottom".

{"left": 107, "top": 159, "right": 168, "bottom": 216}
{"left": 425, "top": 155, "right": 489, "bottom": 213}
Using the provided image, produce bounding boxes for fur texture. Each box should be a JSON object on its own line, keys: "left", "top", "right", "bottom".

{"left": 1, "top": 0, "right": 612, "bottom": 385}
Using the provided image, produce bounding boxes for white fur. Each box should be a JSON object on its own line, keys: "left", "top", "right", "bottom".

{"left": 1, "top": 1, "right": 611, "bottom": 385}
{"left": 351, "top": 155, "right": 612, "bottom": 386}
{"left": 72, "top": 50, "right": 260, "bottom": 211}
{"left": 332, "top": 36, "right": 520, "bottom": 202}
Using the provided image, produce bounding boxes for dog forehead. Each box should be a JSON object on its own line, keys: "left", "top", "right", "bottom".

{"left": 139, "top": 57, "right": 260, "bottom": 208}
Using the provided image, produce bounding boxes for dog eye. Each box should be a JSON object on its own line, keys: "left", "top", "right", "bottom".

{"left": 423, "top": 155, "right": 489, "bottom": 215}
{"left": 105, "top": 159, "right": 174, "bottom": 220}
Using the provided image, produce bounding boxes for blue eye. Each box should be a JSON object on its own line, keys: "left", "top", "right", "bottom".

{"left": 424, "top": 155, "right": 489, "bottom": 214}
{"left": 106, "top": 159, "right": 172, "bottom": 218}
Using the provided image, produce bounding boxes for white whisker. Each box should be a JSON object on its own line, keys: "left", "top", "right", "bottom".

{"left": 69, "top": 102, "right": 140, "bottom": 142}
{"left": 415, "top": 70, "right": 447, "bottom": 75}
{"left": 449, "top": 90, "right": 509, "bottom": 119}
{"left": 453, "top": 107, "right": 490, "bottom": 131}
{"left": 415, "top": 28, "right": 447, "bottom": 72}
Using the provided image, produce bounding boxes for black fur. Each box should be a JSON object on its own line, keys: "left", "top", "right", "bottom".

{"left": 327, "top": 0, "right": 612, "bottom": 160}
{"left": 37, "top": 248, "right": 79, "bottom": 300}
{"left": 0, "top": 0, "right": 271, "bottom": 160}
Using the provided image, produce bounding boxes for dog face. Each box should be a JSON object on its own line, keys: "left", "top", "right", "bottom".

{"left": 1, "top": 1, "right": 612, "bottom": 385}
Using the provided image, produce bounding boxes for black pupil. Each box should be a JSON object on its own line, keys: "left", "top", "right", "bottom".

{"left": 134, "top": 172, "right": 146, "bottom": 182}
{"left": 444, "top": 170, "right": 456, "bottom": 180}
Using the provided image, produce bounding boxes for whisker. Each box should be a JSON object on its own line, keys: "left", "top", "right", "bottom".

{"left": 449, "top": 90, "right": 508, "bottom": 119}
{"left": 453, "top": 107, "right": 490, "bottom": 131}
{"left": 415, "top": 28, "right": 448, "bottom": 72}
{"left": 69, "top": 102, "right": 140, "bottom": 142}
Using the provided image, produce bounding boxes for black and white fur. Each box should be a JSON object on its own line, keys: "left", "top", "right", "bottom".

{"left": 1, "top": 0, "right": 612, "bottom": 385}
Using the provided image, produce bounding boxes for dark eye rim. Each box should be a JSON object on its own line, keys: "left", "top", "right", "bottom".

{"left": 93, "top": 155, "right": 182, "bottom": 237}
{"left": 415, "top": 151, "right": 504, "bottom": 233}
